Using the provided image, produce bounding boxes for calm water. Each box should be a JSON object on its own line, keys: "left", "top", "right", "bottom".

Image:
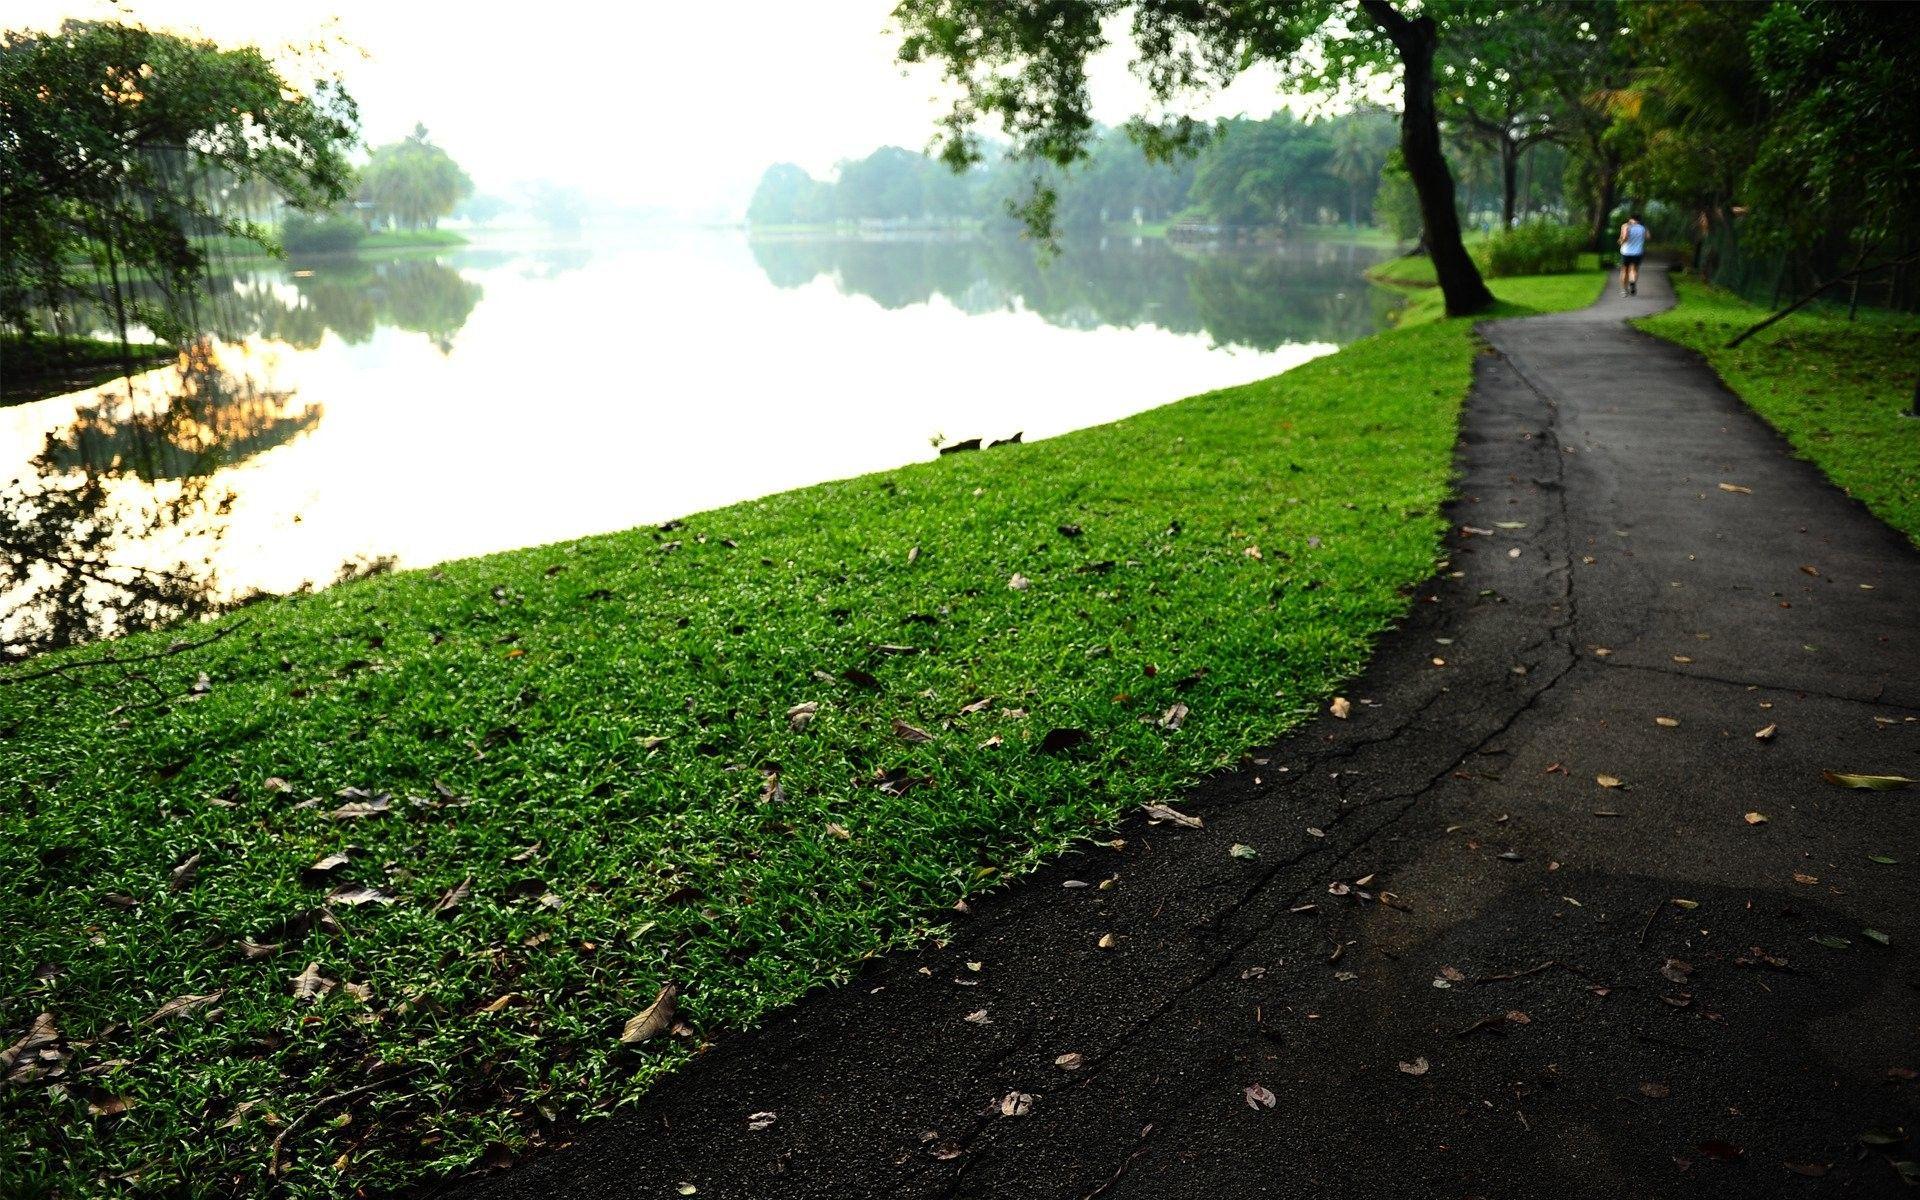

{"left": 1, "top": 230, "right": 1395, "bottom": 641}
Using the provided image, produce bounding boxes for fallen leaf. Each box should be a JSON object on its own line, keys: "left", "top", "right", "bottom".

{"left": 1007, "top": 573, "right": 1031, "bottom": 591}
{"left": 1141, "top": 802, "right": 1202, "bottom": 829}
{"left": 478, "top": 993, "right": 515, "bottom": 1015}
{"left": 1822, "top": 771, "right": 1916, "bottom": 790}
{"left": 892, "top": 718, "right": 933, "bottom": 744}
{"left": 432, "top": 877, "right": 471, "bottom": 917}
{"left": 299, "top": 854, "right": 350, "bottom": 888}
{"left": 1792, "top": 873, "right": 1819, "bottom": 885}
{"left": 1243, "top": 1083, "right": 1277, "bottom": 1109}
{"left": 786, "top": 701, "right": 819, "bottom": 731}
{"left": 824, "top": 822, "right": 852, "bottom": 841}
{"left": 964, "top": 1008, "right": 991, "bottom": 1025}
{"left": 325, "top": 885, "right": 397, "bottom": 907}
{"left": 0, "top": 1013, "right": 61, "bottom": 1082}
{"left": 1054, "top": 1052, "right": 1084, "bottom": 1071}
{"left": 1717, "top": 482, "right": 1752, "bottom": 494}
{"left": 141, "top": 991, "right": 223, "bottom": 1026}
{"left": 1097, "top": 933, "right": 1118, "bottom": 950}
{"left": 620, "top": 983, "right": 678, "bottom": 1045}
{"left": 1244, "top": 544, "right": 1263, "bottom": 560}
{"left": 290, "top": 962, "right": 336, "bottom": 1002}
{"left": 1862, "top": 928, "right": 1891, "bottom": 947}
{"left": 327, "top": 794, "right": 393, "bottom": 821}
{"left": 1329, "top": 696, "right": 1351, "bottom": 720}
{"left": 1000, "top": 1091, "right": 1034, "bottom": 1117}
{"left": 958, "top": 696, "right": 995, "bottom": 716}
{"left": 1754, "top": 724, "right": 1777, "bottom": 741}
{"left": 1596, "top": 775, "right": 1623, "bottom": 789}
{"left": 747, "top": 1111, "right": 777, "bottom": 1131}
{"left": 1229, "top": 843, "right": 1259, "bottom": 860}
{"left": 1744, "top": 812, "right": 1768, "bottom": 825}
{"left": 1397, "top": 1057, "right": 1430, "bottom": 1077}
{"left": 1640, "top": 1081, "right": 1671, "bottom": 1099}
{"left": 1159, "top": 702, "right": 1189, "bottom": 731}
{"left": 168, "top": 853, "right": 202, "bottom": 891}
{"left": 237, "top": 939, "right": 281, "bottom": 960}
{"left": 1655, "top": 716, "right": 1679, "bottom": 728}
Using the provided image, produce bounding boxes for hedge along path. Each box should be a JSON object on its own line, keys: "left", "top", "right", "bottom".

{"left": 0, "top": 273, "right": 1596, "bottom": 1196}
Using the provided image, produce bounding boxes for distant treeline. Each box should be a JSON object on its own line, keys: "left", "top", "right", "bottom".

{"left": 748, "top": 109, "right": 1572, "bottom": 235}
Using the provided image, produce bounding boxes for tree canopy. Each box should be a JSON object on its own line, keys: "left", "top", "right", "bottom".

{"left": 358, "top": 123, "right": 472, "bottom": 231}
{"left": 0, "top": 19, "right": 358, "bottom": 342}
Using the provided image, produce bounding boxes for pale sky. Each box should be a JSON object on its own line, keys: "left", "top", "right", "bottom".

{"left": 13, "top": 1, "right": 1309, "bottom": 215}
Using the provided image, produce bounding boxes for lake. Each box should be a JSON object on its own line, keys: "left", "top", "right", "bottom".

{"left": 0, "top": 230, "right": 1398, "bottom": 651}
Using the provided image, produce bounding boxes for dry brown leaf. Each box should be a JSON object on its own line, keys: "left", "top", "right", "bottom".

{"left": 432, "top": 877, "right": 472, "bottom": 918}
{"left": 0, "top": 1013, "right": 60, "bottom": 1082}
{"left": 290, "top": 962, "right": 335, "bottom": 1002}
{"left": 824, "top": 822, "right": 852, "bottom": 841}
{"left": 621, "top": 983, "right": 678, "bottom": 1045}
{"left": 168, "top": 853, "right": 202, "bottom": 891}
{"left": 141, "top": 991, "right": 223, "bottom": 1026}
{"left": 325, "top": 885, "right": 397, "bottom": 907}
{"left": 1097, "top": 932, "right": 1118, "bottom": 950}
{"left": 1007, "top": 573, "right": 1031, "bottom": 591}
{"left": 1054, "top": 1052, "right": 1084, "bottom": 1071}
{"left": 892, "top": 718, "right": 933, "bottom": 744}
{"left": 786, "top": 701, "right": 819, "bottom": 731}
{"left": 1141, "top": 802, "right": 1202, "bottom": 829}
{"left": 1655, "top": 716, "right": 1679, "bottom": 727}
{"left": 957, "top": 696, "right": 995, "bottom": 716}
{"left": 1596, "top": 775, "right": 1623, "bottom": 789}
{"left": 1397, "top": 1057, "right": 1431, "bottom": 1077}
{"left": 1244, "top": 1083, "right": 1277, "bottom": 1109}
{"left": 1158, "top": 702, "right": 1189, "bottom": 731}
{"left": 1754, "top": 724, "right": 1777, "bottom": 740}
{"left": 999, "top": 1091, "right": 1034, "bottom": 1117}
{"left": 1744, "top": 812, "right": 1768, "bottom": 825}
{"left": 327, "top": 794, "right": 392, "bottom": 821}
{"left": 1329, "top": 696, "right": 1352, "bottom": 720}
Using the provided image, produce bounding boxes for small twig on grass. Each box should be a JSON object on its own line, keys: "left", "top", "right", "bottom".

{"left": 0, "top": 617, "right": 248, "bottom": 686}
{"left": 268, "top": 1070, "right": 419, "bottom": 1178}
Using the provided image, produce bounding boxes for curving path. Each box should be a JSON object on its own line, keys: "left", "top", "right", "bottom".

{"left": 430, "top": 265, "right": 1920, "bottom": 1199}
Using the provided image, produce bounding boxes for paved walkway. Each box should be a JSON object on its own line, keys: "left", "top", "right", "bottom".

{"left": 436, "top": 266, "right": 1920, "bottom": 1199}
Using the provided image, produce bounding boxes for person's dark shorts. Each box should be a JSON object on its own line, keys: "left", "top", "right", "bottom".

{"left": 1621, "top": 253, "right": 1644, "bottom": 267}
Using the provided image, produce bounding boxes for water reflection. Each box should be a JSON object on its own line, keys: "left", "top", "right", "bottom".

{"left": 49, "top": 257, "right": 484, "bottom": 355}
{"left": 0, "top": 341, "right": 293, "bottom": 657}
{"left": 747, "top": 234, "right": 1396, "bottom": 352}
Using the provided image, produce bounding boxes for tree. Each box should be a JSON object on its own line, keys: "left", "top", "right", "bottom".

{"left": 0, "top": 19, "right": 358, "bottom": 344}
{"left": 1328, "top": 109, "right": 1396, "bottom": 227}
{"left": 1188, "top": 113, "right": 1338, "bottom": 228}
{"left": 358, "top": 123, "right": 471, "bottom": 231}
{"left": 894, "top": 0, "right": 1495, "bottom": 315}
{"left": 1435, "top": 4, "right": 1563, "bottom": 227}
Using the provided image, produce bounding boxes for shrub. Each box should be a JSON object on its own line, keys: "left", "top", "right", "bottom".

{"left": 281, "top": 211, "right": 365, "bottom": 255}
{"left": 1481, "top": 220, "right": 1587, "bottom": 277}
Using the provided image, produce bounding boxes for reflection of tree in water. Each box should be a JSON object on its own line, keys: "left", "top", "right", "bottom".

{"left": 45, "top": 341, "right": 321, "bottom": 481}
{"left": 0, "top": 340, "right": 319, "bottom": 659}
{"left": 746, "top": 234, "right": 1393, "bottom": 351}
{"left": 50, "top": 257, "right": 484, "bottom": 355}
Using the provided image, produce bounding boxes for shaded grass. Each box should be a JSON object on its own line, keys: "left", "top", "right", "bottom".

{"left": 1635, "top": 277, "right": 1920, "bottom": 545}
{"left": 0, "top": 334, "right": 176, "bottom": 407}
{"left": 0, "top": 271, "right": 1596, "bottom": 1197}
{"left": 1368, "top": 249, "right": 1605, "bottom": 290}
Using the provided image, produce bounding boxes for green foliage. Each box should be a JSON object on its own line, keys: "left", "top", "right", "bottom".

{"left": 1187, "top": 112, "right": 1339, "bottom": 228}
{"left": 0, "top": 19, "right": 359, "bottom": 340}
{"left": 358, "top": 123, "right": 472, "bottom": 232}
{"left": 0, "top": 267, "right": 1598, "bottom": 1197}
{"left": 280, "top": 211, "right": 365, "bottom": 255}
{"left": 1480, "top": 220, "right": 1587, "bottom": 277}
{"left": 1375, "top": 150, "right": 1424, "bottom": 241}
{"left": 1637, "top": 278, "right": 1920, "bottom": 543}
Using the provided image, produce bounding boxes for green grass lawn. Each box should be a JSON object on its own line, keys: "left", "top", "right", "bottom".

{"left": 1368, "top": 249, "right": 1605, "bottom": 290}
{"left": 0, "top": 271, "right": 1598, "bottom": 1198}
{"left": 1635, "top": 277, "right": 1920, "bottom": 544}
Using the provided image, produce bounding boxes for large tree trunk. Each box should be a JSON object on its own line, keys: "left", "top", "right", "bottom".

{"left": 1589, "top": 157, "right": 1618, "bottom": 252}
{"left": 1361, "top": 0, "right": 1495, "bottom": 316}
{"left": 1501, "top": 140, "right": 1518, "bottom": 228}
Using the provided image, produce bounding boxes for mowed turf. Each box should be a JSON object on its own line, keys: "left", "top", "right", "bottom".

{"left": 1636, "top": 276, "right": 1920, "bottom": 545}
{"left": 1, "top": 273, "right": 1595, "bottom": 1198}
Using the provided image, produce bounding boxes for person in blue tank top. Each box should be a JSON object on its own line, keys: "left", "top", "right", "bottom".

{"left": 1618, "top": 214, "right": 1648, "bottom": 296}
